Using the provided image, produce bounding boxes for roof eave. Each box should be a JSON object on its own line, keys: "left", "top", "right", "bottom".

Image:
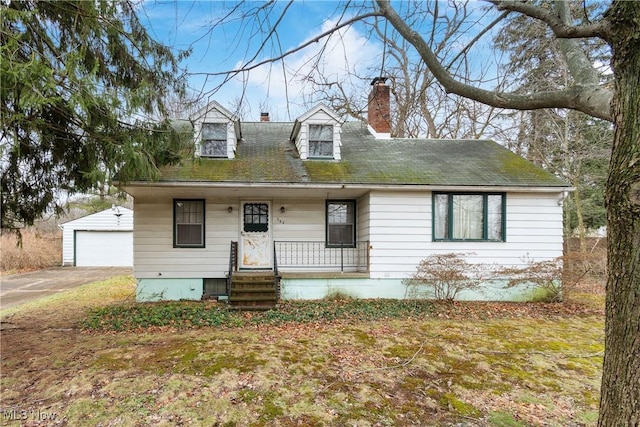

{"left": 118, "top": 180, "right": 572, "bottom": 194}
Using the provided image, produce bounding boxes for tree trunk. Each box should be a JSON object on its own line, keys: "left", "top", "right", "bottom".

{"left": 598, "top": 2, "right": 640, "bottom": 426}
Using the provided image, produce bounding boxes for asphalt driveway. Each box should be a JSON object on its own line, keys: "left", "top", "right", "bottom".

{"left": 0, "top": 267, "right": 132, "bottom": 310}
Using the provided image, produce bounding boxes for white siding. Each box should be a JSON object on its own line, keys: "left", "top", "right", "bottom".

{"left": 357, "top": 193, "right": 371, "bottom": 244}
{"left": 134, "top": 197, "right": 331, "bottom": 279}
{"left": 133, "top": 190, "right": 564, "bottom": 283}
{"left": 134, "top": 197, "right": 237, "bottom": 278}
{"left": 60, "top": 207, "right": 133, "bottom": 266}
{"left": 367, "top": 191, "right": 564, "bottom": 279}
{"left": 272, "top": 198, "right": 326, "bottom": 241}
{"left": 193, "top": 108, "right": 238, "bottom": 159}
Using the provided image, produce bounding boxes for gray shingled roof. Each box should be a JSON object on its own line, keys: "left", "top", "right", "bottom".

{"left": 158, "top": 121, "right": 567, "bottom": 187}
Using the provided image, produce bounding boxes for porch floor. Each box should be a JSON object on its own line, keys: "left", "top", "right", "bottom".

{"left": 278, "top": 271, "right": 369, "bottom": 279}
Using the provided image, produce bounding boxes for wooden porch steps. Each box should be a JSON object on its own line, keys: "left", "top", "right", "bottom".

{"left": 229, "top": 272, "right": 278, "bottom": 311}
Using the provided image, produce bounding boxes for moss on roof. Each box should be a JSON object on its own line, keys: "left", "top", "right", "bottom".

{"left": 156, "top": 121, "right": 567, "bottom": 188}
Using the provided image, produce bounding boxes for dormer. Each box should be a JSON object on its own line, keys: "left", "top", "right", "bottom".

{"left": 290, "top": 104, "right": 343, "bottom": 160}
{"left": 190, "top": 101, "right": 240, "bottom": 159}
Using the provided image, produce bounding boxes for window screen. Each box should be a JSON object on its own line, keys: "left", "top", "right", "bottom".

{"left": 326, "top": 201, "right": 355, "bottom": 246}
{"left": 201, "top": 123, "right": 227, "bottom": 157}
{"left": 174, "top": 199, "right": 205, "bottom": 247}
{"left": 433, "top": 193, "right": 504, "bottom": 242}
{"left": 309, "top": 124, "right": 333, "bottom": 158}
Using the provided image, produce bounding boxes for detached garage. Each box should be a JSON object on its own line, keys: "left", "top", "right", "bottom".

{"left": 60, "top": 206, "right": 133, "bottom": 267}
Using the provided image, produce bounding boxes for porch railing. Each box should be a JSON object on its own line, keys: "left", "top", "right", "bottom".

{"left": 274, "top": 240, "right": 370, "bottom": 272}
{"left": 226, "top": 240, "right": 238, "bottom": 295}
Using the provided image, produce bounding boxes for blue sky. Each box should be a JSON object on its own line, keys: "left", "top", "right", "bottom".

{"left": 137, "top": 1, "right": 509, "bottom": 122}
{"left": 138, "top": 1, "right": 384, "bottom": 121}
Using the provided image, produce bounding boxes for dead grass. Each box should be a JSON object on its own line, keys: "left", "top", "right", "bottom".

{"left": 0, "top": 229, "right": 62, "bottom": 274}
{"left": 0, "top": 275, "right": 605, "bottom": 427}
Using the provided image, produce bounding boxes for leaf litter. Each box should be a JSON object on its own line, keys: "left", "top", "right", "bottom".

{"left": 0, "top": 275, "right": 604, "bottom": 426}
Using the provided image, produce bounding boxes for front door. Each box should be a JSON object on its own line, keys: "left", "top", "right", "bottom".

{"left": 239, "top": 201, "right": 272, "bottom": 269}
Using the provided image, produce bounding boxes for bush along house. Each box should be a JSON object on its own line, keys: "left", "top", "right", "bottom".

{"left": 120, "top": 79, "right": 570, "bottom": 309}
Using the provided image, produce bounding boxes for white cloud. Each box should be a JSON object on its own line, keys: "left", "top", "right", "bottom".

{"left": 139, "top": 2, "right": 382, "bottom": 121}
{"left": 226, "top": 17, "right": 382, "bottom": 121}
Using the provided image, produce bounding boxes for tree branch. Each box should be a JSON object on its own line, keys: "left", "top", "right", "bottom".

{"left": 376, "top": 0, "right": 613, "bottom": 122}
{"left": 187, "top": 11, "right": 381, "bottom": 77}
{"left": 553, "top": 1, "right": 600, "bottom": 86}
{"left": 488, "top": 0, "right": 611, "bottom": 40}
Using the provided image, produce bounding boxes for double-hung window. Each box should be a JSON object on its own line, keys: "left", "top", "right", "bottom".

{"left": 309, "top": 124, "right": 334, "bottom": 158}
{"left": 433, "top": 193, "right": 505, "bottom": 241}
{"left": 201, "top": 123, "right": 227, "bottom": 157}
{"left": 174, "top": 199, "right": 205, "bottom": 247}
{"left": 326, "top": 200, "right": 355, "bottom": 247}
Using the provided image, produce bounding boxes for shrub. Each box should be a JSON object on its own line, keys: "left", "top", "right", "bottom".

{"left": 403, "top": 252, "right": 490, "bottom": 301}
{"left": 1, "top": 229, "right": 61, "bottom": 272}
{"left": 498, "top": 257, "right": 564, "bottom": 302}
{"left": 564, "top": 237, "right": 607, "bottom": 285}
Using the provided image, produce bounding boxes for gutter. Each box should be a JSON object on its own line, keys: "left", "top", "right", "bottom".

{"left": 118, "top": 180, "right": 573, "bottom": 194}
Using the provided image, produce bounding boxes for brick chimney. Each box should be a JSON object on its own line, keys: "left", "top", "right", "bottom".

{"left": 260, "top": 112, "right": 270, "bottom": 122}
{"left": 367, "top": 77, "right": 391, "bottom": 135}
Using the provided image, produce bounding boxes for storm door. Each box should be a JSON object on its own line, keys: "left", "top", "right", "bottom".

{"left": 239, "top": 202, "right": 272, "bottom": 269}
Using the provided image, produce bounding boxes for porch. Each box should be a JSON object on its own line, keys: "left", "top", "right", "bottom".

{"left": 225, "top": 240, "right": 370, "bottom": 309}
{"left": 227, "top": 240, "right": 370, "bottom": 275}
{"left": 274, "top": 240, "right": 370, "bottom": 273}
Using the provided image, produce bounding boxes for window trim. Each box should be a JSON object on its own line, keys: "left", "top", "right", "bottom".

{"left": 325, "top": 199, "right": 356, "bottom": 248}
{"left": 308, "top": 124, "right": 334, "bottom": 159}
{"left": 200, "top": 122, "right": 228, "bottom": 158}
{"left": 432, "top": 192, "right": 506, "bottom": 242}
{"left": 173, "top": 199, "right": 206, "bottom": 248}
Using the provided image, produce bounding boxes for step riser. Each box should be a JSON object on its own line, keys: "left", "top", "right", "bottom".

{"left": 231, "top": 283, "right": 276, "bottom": 290}
{"left": 231, "top": 295, "right": 276, "bottom": 300}
{"left": 228, "top": 274, "right": 278, "bottom": 310}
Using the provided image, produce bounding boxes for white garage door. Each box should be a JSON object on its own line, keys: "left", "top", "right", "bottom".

{"left": 75, "top": 231, "right": 133, "bottom": 267}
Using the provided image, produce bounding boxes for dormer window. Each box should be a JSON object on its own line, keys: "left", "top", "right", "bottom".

{"left": 309, "top": 125, "right": 334, "bottom": 158}
{"left": 201, "top": 123, "right": 227, "bottom": 157}
{"left": 191, "top": 101, "right": 240, "bottom": 159}
{"left": 290, "top": 104, "right": 343, "bottom": 161}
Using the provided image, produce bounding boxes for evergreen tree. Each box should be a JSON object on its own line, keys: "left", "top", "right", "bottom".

{"left": 493, "top": 2, "right": 612, "bottom": 242}
{"left": 1, "top": 0, "right": 190, "bottom": 229}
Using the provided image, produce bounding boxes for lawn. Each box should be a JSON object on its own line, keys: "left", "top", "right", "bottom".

{"left": 0, "top": 275, "right": 604, "bottom": 426}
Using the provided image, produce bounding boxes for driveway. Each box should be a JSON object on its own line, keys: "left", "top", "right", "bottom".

{"left": 0, "top": 267, "right": 132, "bottom": 310}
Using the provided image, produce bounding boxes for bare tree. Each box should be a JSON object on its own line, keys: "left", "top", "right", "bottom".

{"left": 298, "top": 1, "right": 516, "bottom": 140}
{"left": 188, "top": 1, "right": 639, "bottom": 424}
{"left": 381, "top": 4, "right": 639, "bottom": 425}
{"left": 493, "top": 3, "right": 611, "bottom": 247}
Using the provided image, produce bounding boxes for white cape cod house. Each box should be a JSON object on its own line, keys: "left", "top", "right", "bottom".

{"left": 120, "top": 81, "right": 569, "bottom": 308}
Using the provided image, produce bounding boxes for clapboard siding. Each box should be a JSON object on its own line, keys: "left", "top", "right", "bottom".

{"left": 357, "top": 193, "right": 371, "bottom": 244}
{"left": 272, "top": 199, "right": 325, "bottom": 241}
{"left": 134, "top": 198, "right": 236, "bottom": 278}
{"left": 60, "top": 207, "right": 133, "bottom": 266}
{"left": 134, "top": 197, "right": 331, "bottom": 278}
{"left": 367, "top": 190, "right": 564, "bottom": 279}
{"left": 133, "top": 190, "right": 564, "bottom": 284}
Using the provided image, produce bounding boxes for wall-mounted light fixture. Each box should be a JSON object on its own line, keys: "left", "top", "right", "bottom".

{"left": 228, "top": 206, "right": 233, "bottom": 213}
{"left": 280, "top": 206, "right": 286, "bottom": 213}
{"left": 111, "top": 204, "right": 122, "bottom": 218}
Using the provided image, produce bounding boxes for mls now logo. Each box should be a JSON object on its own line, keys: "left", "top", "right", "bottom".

{"left": 3, "top": 407, "right": 58, "bottom": 422}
